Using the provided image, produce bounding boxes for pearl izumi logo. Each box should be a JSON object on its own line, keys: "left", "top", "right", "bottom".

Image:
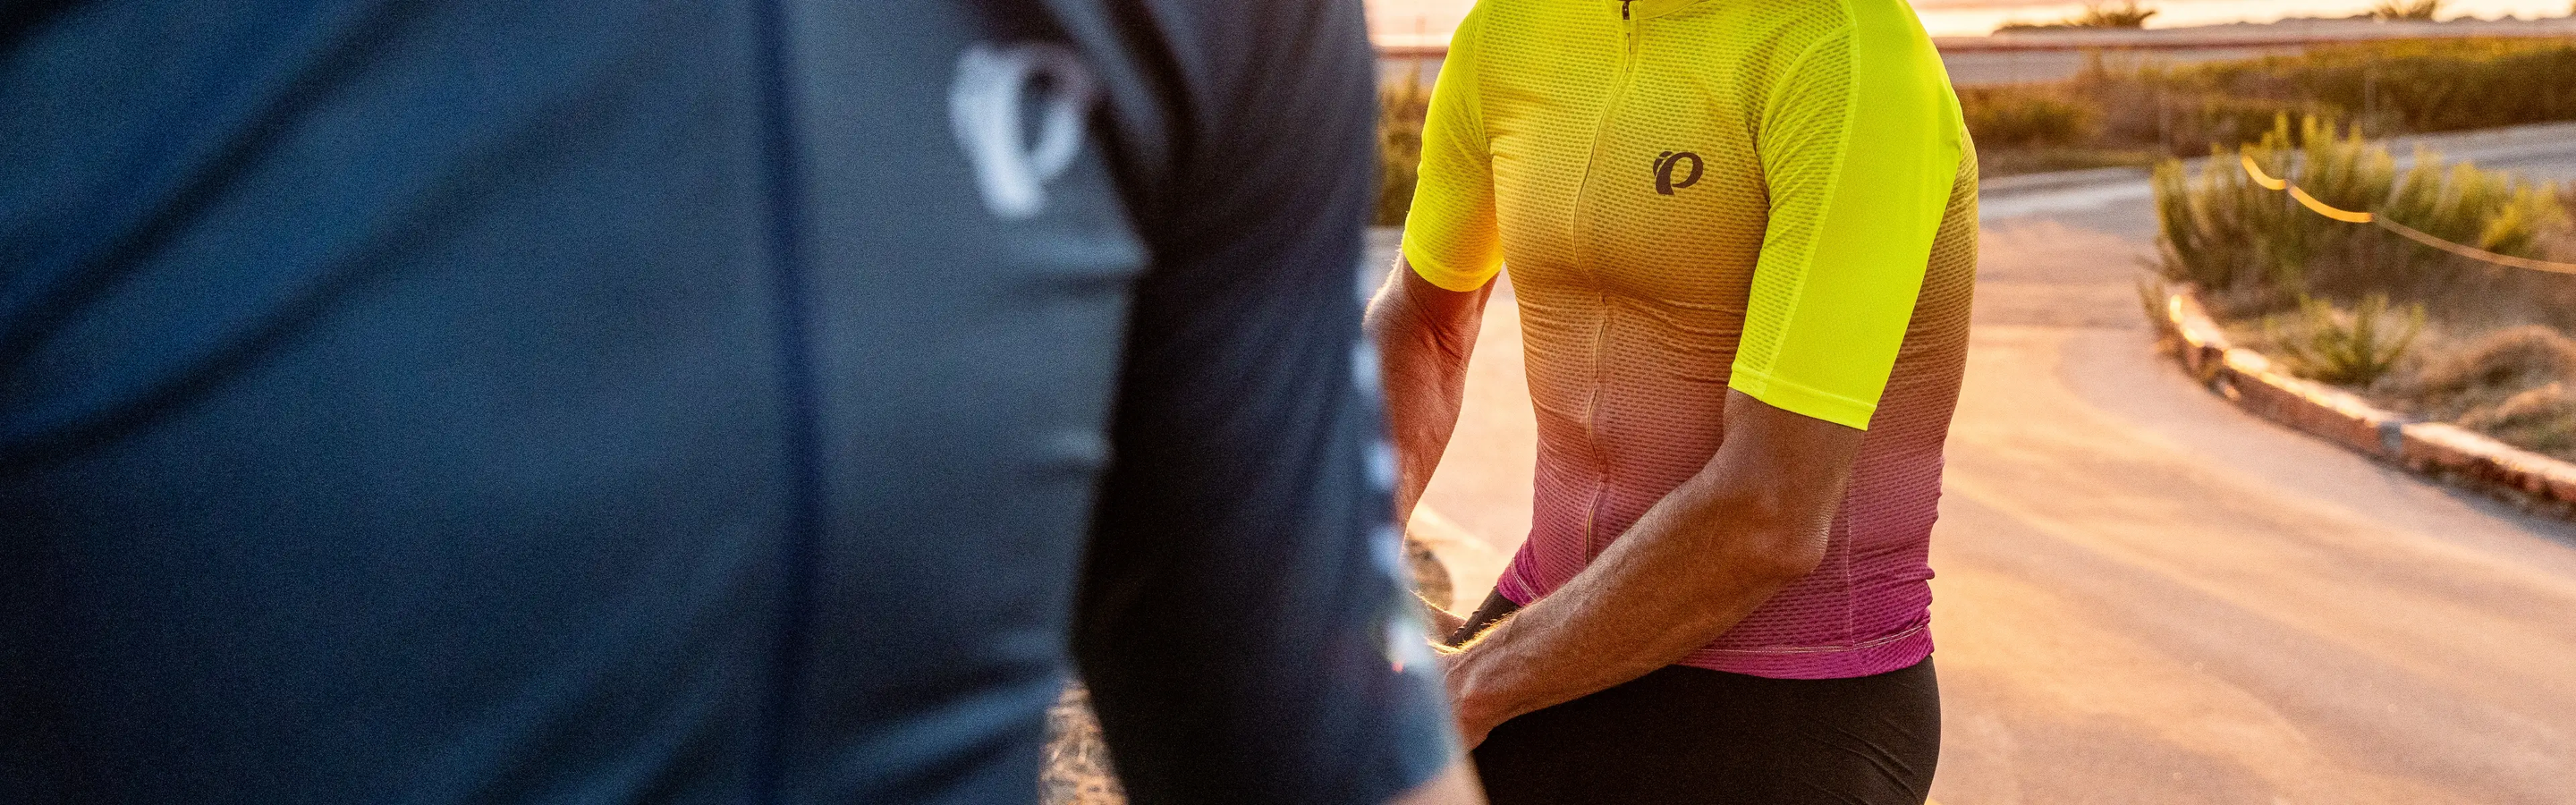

{"left": 950, "top": 43, "right": 1098, "bottom": 220}
{"left": 1653, "top": 150, "right": 1703, "bottom": 196}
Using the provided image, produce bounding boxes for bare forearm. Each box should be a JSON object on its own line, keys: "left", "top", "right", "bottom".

{"left": 1445, "top": 469, "right": 1816, "bottom": 730}
{"left": 1364, "top": 259, "right": 1488, "bottom": 525}
{"left": 1443, "top": 391, "right": 1859, "bottom": 742}
{"left": 1372, "top": 315, "right": 1465, "bottom": 525}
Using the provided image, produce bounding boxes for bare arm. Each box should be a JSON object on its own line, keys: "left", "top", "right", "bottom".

{"left": 1366, "top": 264, "right": 1496, "bottom": 805}
{"left": 1440, "top": 389, "right": 1865, "bottom": 746}
{"left": 1364, "top": 257, "right": 1495, "bottom": 531}
{"left": 1366, "top": 258, "right": 1494, "bottom": 631}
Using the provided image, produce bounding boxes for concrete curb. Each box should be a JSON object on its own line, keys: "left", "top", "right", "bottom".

{"left": 2159, "top": 290, "right": 2576, "bottom": 517}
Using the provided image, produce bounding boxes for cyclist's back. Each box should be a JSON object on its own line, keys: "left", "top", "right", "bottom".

{"left": 0, "top": 2, "right": 1457, "bottom": 803}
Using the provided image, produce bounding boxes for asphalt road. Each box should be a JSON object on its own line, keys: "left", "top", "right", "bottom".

{"left": 1380, "top": 129, "right": 2576, "bottom": 804}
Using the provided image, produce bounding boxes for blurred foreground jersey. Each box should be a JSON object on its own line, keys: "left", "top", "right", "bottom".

{"left": 1, "top": 2, "right": 1452, "bottom": 803}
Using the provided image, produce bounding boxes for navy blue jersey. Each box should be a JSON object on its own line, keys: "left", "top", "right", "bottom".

{"left": 0, "top": 1, "right": 1454, "bottom": 802}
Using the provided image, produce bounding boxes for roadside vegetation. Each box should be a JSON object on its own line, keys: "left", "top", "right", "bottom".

{"left": 1377, "top": 37, "right": 2576, "bottom": 219}
{"left": 1041, "top": 685, "right": 1123, "bottom": 805}
{"left": 1378, "top": 62, "right": 1433, "bottom": 226}
{"left": 2155, "top": 115, "right": 2576, "bottom": 460}
{"left": 1964, "top": 37, "right": 2576, "bottom": 176}
{"left": 1997, "top": 1, "right": 2158, "bottom": 31}
{"left": 2368, "top": 0, "right": 2446, "bottom": 21}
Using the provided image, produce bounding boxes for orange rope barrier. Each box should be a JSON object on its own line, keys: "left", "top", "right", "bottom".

{"left": 2241, "top": 155, "right": 2287, "bottom": 191}
{"left": 2289, "top": 186, "right": 2377, "bottom": 224}
{"left": 2374, "top": 216, "right": 2576, "bottom": 276}
{"left": 2238, "top": 155, "right": 2576, "bottom": 276}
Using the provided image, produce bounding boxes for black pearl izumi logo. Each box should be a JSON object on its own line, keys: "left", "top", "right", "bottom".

{"left": 1653, "top": 150, "right": 1703, "bottom": 196}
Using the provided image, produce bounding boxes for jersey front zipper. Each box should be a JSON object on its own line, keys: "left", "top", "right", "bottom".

{"left": 1564, "top": 3, "right": 1640, "bottom": 558}
{"left": 1565, "top": 7, "right": 1641, "bottom": 280}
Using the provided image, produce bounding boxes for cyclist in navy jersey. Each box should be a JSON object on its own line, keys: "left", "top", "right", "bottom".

{"left": 0, "top": 2, "right": 1477, "bottom": 802}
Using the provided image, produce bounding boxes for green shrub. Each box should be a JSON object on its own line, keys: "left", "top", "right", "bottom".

{"left": 1961, "top": 88, "right": 2100, "bottom": 148}
{"left": 2074, "top": 2, "right": 2158, "bottom": 28}
{"left": 2263, "top": 293, "right": 2424, "bottom": 386}
{"left": 1998, "top": 1, "right": 2157, "bottom": 30}
{"left": 2158, "top": 116, "right": 2576, "bottom": 458}
{"left": 2368, "top": 0, "right": 2445, "bottom": 21}
{"left": 2154, "top": 115, "right": 2574, "bottom": 326}
{"left": 1377, "top": 63, "right": 1432, "bottom": 226}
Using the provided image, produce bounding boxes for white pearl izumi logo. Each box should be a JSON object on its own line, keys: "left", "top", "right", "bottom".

{"left": 950, "top": 43, "right": 1098, "bottom": 220}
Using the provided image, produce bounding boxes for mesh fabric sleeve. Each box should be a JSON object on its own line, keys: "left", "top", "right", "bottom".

{"left": 1396, "top": 8, "right": 1502, "bottom": 292}
{"left": 1072, "top": 1, "right": 1459, "bottom": 802}
{"left": 1728, "top": 19, "right": 1964, "bottom": 431}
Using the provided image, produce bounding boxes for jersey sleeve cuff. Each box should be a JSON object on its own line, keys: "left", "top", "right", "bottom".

{"left": 1728, "top": 367, "right": 1877, "bottom": 431}
{"left": 1400, "top": 237, "right": 1498, "bottom": 292}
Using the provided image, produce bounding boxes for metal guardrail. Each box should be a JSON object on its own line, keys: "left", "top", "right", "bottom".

{"left": 2239, "top": 155, "right": 2576, "bottom": 276}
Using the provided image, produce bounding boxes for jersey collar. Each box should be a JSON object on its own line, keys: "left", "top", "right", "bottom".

{"left": 1618, "top": 0, "right": 1711, "bottom": 19}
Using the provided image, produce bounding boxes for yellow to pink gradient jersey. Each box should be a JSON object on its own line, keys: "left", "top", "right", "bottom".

{"left": 1402, "top": 0, "right": 1979, "bottom": 679}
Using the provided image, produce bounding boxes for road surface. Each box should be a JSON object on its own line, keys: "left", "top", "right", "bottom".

{"left": 1380, "top": 129, "right": 2576, "bottom": 804}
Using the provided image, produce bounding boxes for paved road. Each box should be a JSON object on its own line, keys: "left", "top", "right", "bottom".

{"left": 1379, "top": 131, "right": 2576, "bottom": 803}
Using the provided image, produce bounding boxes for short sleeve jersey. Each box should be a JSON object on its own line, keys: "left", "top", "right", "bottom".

{"left": 0, "top": 1, "right": 1453, "bottom": 803}
{"left": 1402, "top": 0, "right": 1980, "bottom": 679}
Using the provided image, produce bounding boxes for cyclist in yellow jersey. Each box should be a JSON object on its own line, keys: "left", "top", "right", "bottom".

{"left": 1368, "top": 0, "right": 1976, "bottom": 801}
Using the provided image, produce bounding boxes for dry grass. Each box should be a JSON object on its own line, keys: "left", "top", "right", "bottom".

{"left": 2384, "top": 326, "right": 2576, "bottom": 460}
{"left": 1041, "top": 685, "right": 1127, "bottom": 805}
{"left": 2403, "top": 326, "right": 2576, "bottom": 405}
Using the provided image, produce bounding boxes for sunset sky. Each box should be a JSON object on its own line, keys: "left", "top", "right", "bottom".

{"left": 1365, "top": 0, "right": 2576, "bottom": 40}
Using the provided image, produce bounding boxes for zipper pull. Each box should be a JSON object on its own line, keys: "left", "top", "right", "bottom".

{"left": 1623, "top": 0, "right": 1633, "bottom": 19}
